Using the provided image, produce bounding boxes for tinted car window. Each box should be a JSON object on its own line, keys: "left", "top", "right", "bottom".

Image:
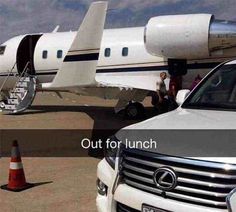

{"left": 183, "top": 64, "right": 236, "bottom": 110}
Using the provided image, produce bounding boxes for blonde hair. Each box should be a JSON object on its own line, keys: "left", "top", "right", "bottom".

{"left": 160, "top": 72, "right": 167, "bottom": 78}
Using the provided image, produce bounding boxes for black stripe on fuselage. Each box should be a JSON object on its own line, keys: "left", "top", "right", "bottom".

{"left": 0, "top": 71, "right": 58, "bottom": 77}
{"left": 0, "top": 73, "right": 15, "bottom": 76}
{"left": 37, "top": 71, "right": 58, "bottom": 75}
{"left": 96, "top": 62, "right": 221, "bottom": 73}
{"left": 64, "top": 53, "right": 99, "bottom": 62}
{"left": 37, "top": 61, "right": 220, "bottom": 75}
{"left": 34, "top": 61, "right": 221, "bottom": 75}
{"left": 187, "top": 62, "right": 221, "bottom": 69}
{"left": 0, "top": 62, "right": 223, "bottom": 77}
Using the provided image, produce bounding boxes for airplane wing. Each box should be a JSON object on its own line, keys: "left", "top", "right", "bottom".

{"left": 45, "top": 1, "right": 107, "bottom": 89}
{"left": 96, "top": 74, "right": 170, "bottom": 92}
{"left": 42, "top": 1, "right": 165, "bottom": 93}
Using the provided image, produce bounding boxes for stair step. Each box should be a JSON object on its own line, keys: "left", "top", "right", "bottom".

{"left": 14, "top": 87, "right": 26, "bottom": 93}
{"left": 4, "top": 104, "right": 16, "bottom": 110}
{"left": 16, "top": 81, "right": 28, "bottom": 88}
{"left": 19, "top": 77, "right": 30, "bottom": 82}
{"left": 10, "top": 92, "right": 23, "bottom": 99}
{"left": 2, "top": 75, "right": 37, "bottom": 114}
{"left": 7, "top": 98, "right": 20, "bottom": 105}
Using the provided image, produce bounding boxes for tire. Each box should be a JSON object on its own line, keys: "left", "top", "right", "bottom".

{"left": 125, "top": 102, "right": 145, "bottom": 119}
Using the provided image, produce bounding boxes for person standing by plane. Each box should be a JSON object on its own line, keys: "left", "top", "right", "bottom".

{"left": 168, "top": 75, "right": 182, "bottom": 111}
{"left": 156, "top": 72, "right": 169, "bottom": 113}
{"left": 190, "top": 74, "right": 202, "bottom": 90}
{"left": 169, "top": 75, "right": 182, "bottom": 98}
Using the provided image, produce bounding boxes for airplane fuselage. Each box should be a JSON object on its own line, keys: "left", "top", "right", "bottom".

{"left": 0, "top": 27, "right": 235, "bottom": 97}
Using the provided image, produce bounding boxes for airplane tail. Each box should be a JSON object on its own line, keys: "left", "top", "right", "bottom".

{"left": 47, "top": 1, "right": 107, "bottom": 89}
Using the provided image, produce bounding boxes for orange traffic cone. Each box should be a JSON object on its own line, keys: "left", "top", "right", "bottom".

{"left": 1, "top": 140, "right": 33, "bottom": 192}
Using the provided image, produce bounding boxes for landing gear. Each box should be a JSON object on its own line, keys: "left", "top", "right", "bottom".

{"left": 125, "top": 102, "right": 145, "bottom": 119}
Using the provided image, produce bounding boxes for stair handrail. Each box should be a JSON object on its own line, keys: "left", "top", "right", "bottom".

{"left": 12, "top": 61, "right": 30, "bottom": 93}
{"left": 0, "top": 62, "right": 17, "bottom": 93}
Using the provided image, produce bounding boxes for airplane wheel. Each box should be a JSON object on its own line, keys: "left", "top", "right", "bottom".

{"left": 125, "top": 102, "right": 145, "bottom": 119}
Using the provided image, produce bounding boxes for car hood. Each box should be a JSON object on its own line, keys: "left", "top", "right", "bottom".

{"left": 125, "top": 108, "right": 236, "bottom": 129}
{"left": 116, "top": 108, "right": 236, "bottom": 163}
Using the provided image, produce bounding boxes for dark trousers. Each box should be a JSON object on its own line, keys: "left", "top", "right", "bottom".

{"left": 158, "top": 97, "right": 178, "bottom": 114}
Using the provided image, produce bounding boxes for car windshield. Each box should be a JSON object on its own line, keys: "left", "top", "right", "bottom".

{"left": 182, "top": 63, "right": 236, "bottom": 111}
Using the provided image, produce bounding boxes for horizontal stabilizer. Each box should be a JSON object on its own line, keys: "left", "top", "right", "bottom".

{"left": 48, "top": 1, "right": 108, "bottom": 89}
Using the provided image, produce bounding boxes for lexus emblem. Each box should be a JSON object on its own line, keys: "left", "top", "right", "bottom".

{"left": 153, "top": 167, "right": 178, "bottom": 191}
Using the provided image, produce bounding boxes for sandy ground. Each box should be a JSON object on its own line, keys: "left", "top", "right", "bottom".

{"left": 0, "top": 92, "right": 139, "bottom": 129}
{"left": 0, "top": 92, "right": 155, "bottom": 212}
{"left": 0, "top": 157, "right": 99, "bottom": 212}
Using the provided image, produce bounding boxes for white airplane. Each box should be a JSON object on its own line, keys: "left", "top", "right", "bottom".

{"left": 0, "top": 1, "right": 236, "bottom": 117}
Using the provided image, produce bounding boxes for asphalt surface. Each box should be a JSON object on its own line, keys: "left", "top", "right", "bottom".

{"left": 0, "top": 92, "right": 155, "bottom": 212}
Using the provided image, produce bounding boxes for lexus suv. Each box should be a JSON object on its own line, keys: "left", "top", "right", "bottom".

{"left": 96, "top": 60, "right": 236, "bottom": 212}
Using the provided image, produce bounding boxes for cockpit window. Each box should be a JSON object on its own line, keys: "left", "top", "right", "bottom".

{"left": 0, "top": 46, "right": 6, "bottom": 55}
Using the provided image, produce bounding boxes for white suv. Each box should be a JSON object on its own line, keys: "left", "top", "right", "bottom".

{"left": 96, "top": 60, "right": 236, "bottom": 212}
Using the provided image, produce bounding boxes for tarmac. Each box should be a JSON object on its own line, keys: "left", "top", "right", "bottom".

{"left": 0, "top": 92, "right": 155, "bottom": 212}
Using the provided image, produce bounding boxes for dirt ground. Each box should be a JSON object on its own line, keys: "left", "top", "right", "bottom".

{"left": 0, "top": 92, "right": 155, "bottom": 212}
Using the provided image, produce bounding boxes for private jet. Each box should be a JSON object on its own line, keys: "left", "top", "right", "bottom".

{"left": 0, "top": 1, "right": 236, "bottom": 118}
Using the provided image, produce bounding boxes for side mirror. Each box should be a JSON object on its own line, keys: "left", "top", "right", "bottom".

{"left": 176, "top": 89, "right": 190, "bottom": 105}
{"left": 227, "top": 188, "right": 236, "bottom": 212}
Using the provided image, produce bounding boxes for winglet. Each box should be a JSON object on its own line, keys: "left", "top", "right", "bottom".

{"left": 52, "top": 25, "right": 60, "bottom": 33}
{"left": 48, "top": 1, "right": 108, "bottom": 89}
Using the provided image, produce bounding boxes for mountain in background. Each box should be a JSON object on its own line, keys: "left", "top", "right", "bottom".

{"left": 0, "top": 0, "right": 235, "bottom": 43}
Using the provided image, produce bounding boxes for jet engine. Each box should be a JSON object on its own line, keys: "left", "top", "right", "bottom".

{"left": 144, "top": 14, "right": 236, "bottom": 59}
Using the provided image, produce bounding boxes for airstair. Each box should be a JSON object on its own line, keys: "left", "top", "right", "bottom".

{"left": 0, "top": 62, "right": 37, "bottom": 114}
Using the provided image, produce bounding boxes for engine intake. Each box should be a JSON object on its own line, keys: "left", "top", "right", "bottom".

{"left": 145, "top": 14, "right": 236, "bottom": 59}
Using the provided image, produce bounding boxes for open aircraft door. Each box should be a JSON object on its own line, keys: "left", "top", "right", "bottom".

{"left": 16, "top": 34, "right": 42, "bottom": 75}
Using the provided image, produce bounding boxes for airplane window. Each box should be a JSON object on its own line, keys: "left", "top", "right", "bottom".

{"left": 104, "top": 48, "right": 111, "bottom": 57}
{"left": 57, "top": 50, "right": 63, "bottom": 59}
{"left": 0, "top": 46, "right": 6, "bottom": 55}
{"left": 42, "top": 50, "right": 48, "bottom": 59}
{"left": 122, "top": 47, "right": 128, "bottom": 57}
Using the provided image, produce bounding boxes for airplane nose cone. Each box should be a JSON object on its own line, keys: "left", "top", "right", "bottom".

{"left": 209, "top": 19, "right": 236, "bottom": 51}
